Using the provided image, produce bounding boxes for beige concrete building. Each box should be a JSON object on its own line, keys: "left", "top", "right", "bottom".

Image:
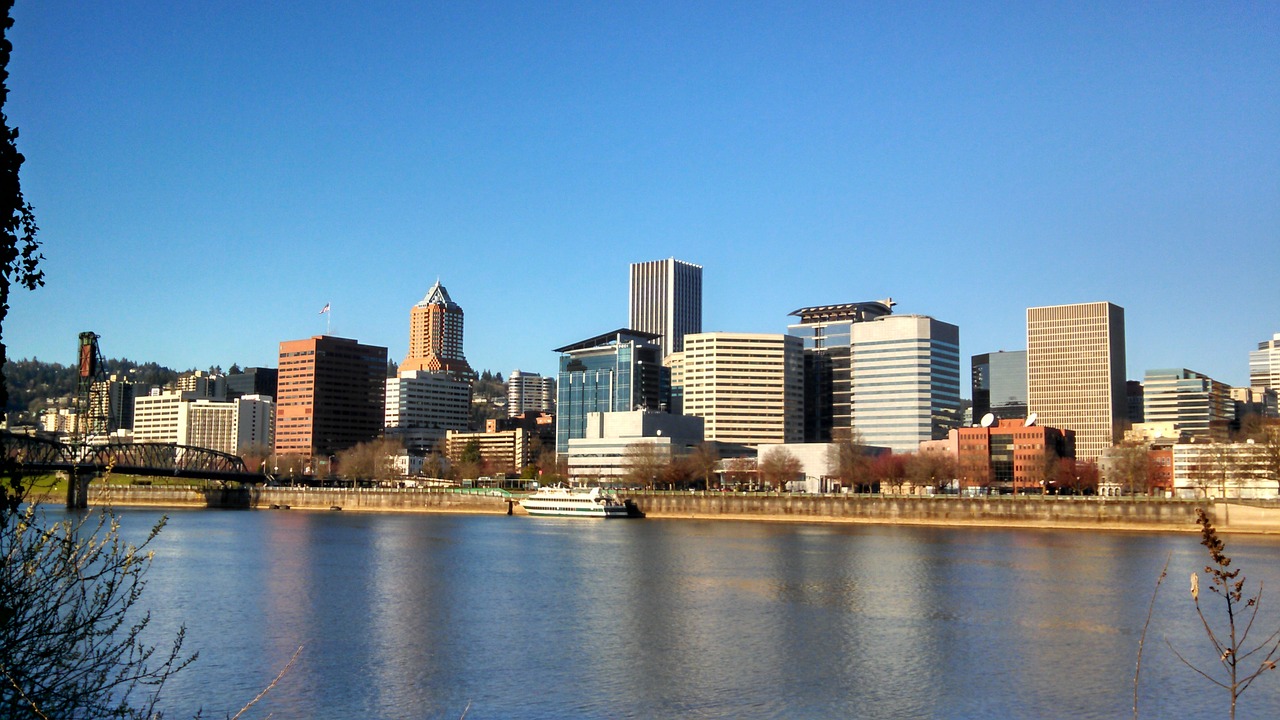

{"left": 385, "top": 370, "right": 471, "bottom": 454}
{"left": 133, "top": 391, "right": 274, "bottom": 454}
{"left": 445, "top": 428, "right": 533, "bottom": 476}
{"left": 1027, "top": 301, "right": 1126, "bottom": 462}
{"left": 678, "top": 332, "right": 803, "bottom": 446}
{"left": 1173, "top": 442, "right": 1277, "bottom": 500}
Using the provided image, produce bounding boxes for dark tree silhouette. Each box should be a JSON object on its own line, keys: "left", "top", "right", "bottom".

{"left": 0, "top": 0, "right": 44, "bottom": 418}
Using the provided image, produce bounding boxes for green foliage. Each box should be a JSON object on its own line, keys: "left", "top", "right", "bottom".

{"left": 2, "top": 358, "right": 182, "bottom": 414}
{"left": 460, "top": 439, "right": 482, "bottom": 465}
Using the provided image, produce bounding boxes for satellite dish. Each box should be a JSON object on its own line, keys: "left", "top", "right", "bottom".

{"left": 980, "top": 413, "right": 996, "bottom": 428}
{"left": 1024, "top": 412, "right": 1038, "bottom": 427}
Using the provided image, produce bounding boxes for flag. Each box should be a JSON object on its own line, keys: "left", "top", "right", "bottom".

{"left": 319, "top": 303, "right": 330, "bottom": 315}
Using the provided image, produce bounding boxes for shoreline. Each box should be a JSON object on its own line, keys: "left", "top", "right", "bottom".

{"left": 26, "top": 484, "right": 1280, "bottom": 535}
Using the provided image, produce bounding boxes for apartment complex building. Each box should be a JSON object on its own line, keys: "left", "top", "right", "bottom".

{"left": 507, "top": 369, "right": 555, "bottom": 417}
{"left": 133, "top": 391, "right": 273, "bottom": 454}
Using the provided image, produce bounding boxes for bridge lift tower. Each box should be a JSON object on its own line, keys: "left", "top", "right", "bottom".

{"left": 68, "top": 331, "right": 108, "bottom": 508}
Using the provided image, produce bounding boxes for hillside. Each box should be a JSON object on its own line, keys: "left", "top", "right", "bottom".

{"left": 2, "top": 358, "right": 182, "bottom": 414}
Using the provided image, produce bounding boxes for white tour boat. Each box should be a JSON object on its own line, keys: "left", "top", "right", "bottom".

{"left": 520, "top": 485, "right": 632, "bottom": 518}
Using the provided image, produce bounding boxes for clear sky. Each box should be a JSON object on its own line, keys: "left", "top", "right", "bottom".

{"left": 5, "top": 1, "right": 1278, "bottom": 390}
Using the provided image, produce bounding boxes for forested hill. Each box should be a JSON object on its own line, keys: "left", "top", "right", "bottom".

{"left": 2, "top": 358, "right": 181, "bottom": 413}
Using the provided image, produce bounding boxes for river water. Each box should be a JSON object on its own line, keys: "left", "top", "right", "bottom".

{"left": 89, "top": 508, "right": 1280, "bottom": 719}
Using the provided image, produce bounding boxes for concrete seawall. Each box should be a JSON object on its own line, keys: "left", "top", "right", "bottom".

{"left": 629, "top": 492, "right": 1227, "bottom": 532}
{"left": 66, "top": 486, "right": 1280, "bottom": 533}
{"left": 82, "top": 485, "right": 515, "bottom": 515}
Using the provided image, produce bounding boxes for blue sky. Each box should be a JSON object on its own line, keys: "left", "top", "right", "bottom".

{"left": 5, "top": 1, "right": 1278, "bottom": 389}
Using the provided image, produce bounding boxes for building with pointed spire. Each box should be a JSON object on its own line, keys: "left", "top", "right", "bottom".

{"left": 402, "top": 280, "right": 475, "bottom": 380}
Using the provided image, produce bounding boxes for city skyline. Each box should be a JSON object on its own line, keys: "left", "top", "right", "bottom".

{"left": 4, "top": 3, "right": 1277, "bottom": 388}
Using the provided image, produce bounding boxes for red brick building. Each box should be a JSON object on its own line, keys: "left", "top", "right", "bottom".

{"left": 955, "top": 419, "right": 1076, "bottom": 493}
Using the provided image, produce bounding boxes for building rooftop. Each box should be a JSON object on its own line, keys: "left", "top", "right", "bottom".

{"left": 553, "top": 328, "right": 663, "bottom": 354}
{"left": 789, "top": 299, "right": 895, "bottom": 324}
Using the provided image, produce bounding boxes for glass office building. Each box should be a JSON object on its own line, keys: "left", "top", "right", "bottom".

{"left": 972, "top": 350, "right": 1028, "bottom": 421}
{"left": 555, "top": 329, "right": 668, "bottom": 455}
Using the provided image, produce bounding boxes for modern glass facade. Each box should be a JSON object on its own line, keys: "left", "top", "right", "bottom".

{"left": 787, "top": 301, "right": 893, "bottom": 442}
{"left": 1143, "top": 368, "right": 1231, "bottom": 440}
{"left": 971, "top": 350, "right": 1028, "bottom": 421}
{"left": 1251, "top": 333, "right": 1280, "bottom": 394}
{"left": 555, "top": 330, "right": 667, "bottom": 454}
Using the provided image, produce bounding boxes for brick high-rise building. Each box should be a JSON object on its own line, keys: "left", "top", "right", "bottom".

{"left": 275, "top": 335, "right": 387, "bottom": 459}
{"left": 402, "top": 280, "right": 474, "bottom": 380}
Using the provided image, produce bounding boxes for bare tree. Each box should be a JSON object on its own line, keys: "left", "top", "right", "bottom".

{"left": 1111, "top": 443, "right": 1154, "bottom": 496}
{"left": 905, "top": 451, "right": 955, "bottom": 494}
{"left": 1, "top": 502, "right": 194, "bottom": 718}
{"left": 872, "top": 453, "right": 907, "bottom": 494}
{"left": 826, "top": 434, "right": 874, "bottom": 492}
{"left": 688, "top": 442, "right": 720, "bottom": 490}
{"left": 661, "top": 455, "right": 695, "bottom": 490}
{"left": 623, "top": 442, "right": 666, "bottom": 490}
{"left": 1241, "top": 418, "right": 1280, "bottom": 494}
{"left": 337, "top": 437, "right": 403, "bottom": 484}
{"left": 723, "top": 457, "right": 756, "bottom": 490}
{"left": 1165, "top": 509, "right": 1280, "bottom": 719}
{"left": 758, "top": 447, "right": 802, "bottom": 492}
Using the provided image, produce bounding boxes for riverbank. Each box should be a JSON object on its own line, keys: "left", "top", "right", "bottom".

{"left": 31, "top": 484, "right": 1280, "bottom": 534}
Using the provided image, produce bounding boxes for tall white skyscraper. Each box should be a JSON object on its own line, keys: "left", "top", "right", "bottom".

{"left": 628, "top": 258, "right": 702, "bottom": 358}
{"left": 1027, "top": 301, "right": 1126, "bottom": 462}
{"left": 849, "top": 314, "right": 961, "bottom": 453}
{"left": 1250, "top": 332, "right": 1280, "bottom": 395}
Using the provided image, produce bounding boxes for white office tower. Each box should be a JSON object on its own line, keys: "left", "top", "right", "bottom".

{"left": 629, "top": 258, "right": 702, "bottom": 358}
{"left": 849, "top": 315, "right": 961, "bottom": 453}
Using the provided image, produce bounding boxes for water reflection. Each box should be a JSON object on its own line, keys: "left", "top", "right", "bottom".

{"left": 94, "top": 509, "right": 1280, "bottom": 720}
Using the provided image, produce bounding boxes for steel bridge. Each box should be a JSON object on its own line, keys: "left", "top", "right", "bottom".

{"left": 1, "top": 432, "right": 266, "bottom": 507}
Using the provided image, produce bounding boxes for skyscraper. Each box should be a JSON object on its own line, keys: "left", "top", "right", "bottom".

{"left": 628, "top": 258, "right": 702, "bottom": 358}
{"left": 678, "top": 332, "right": 804, "bottom": 446}
{"left": 554, "top": 329, "right": 668, "bottom": 454}
{"left": 1027, "top": 301, "right": 1126, "bottom": 462}
{"left": 1250, "top": 332, "right": 1280, "bottom": 395}
{"left": 849, "top": 314, "right": 961, "bottom": 453}
{"left": 275, "top": 335, "right": 387, "bottom": 458}
{"left": 971, "top": 350, "right": 1028, "bottom": 421}
{"left": 402, "top": 280, "right": 474, "bottom": 380}
{"left": 787, "top": 300, "right": 896, "bottom": 442}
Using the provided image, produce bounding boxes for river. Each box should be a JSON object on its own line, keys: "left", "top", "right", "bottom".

{"left": 88, "top": 508, "right": 1280, "bottom": 719}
